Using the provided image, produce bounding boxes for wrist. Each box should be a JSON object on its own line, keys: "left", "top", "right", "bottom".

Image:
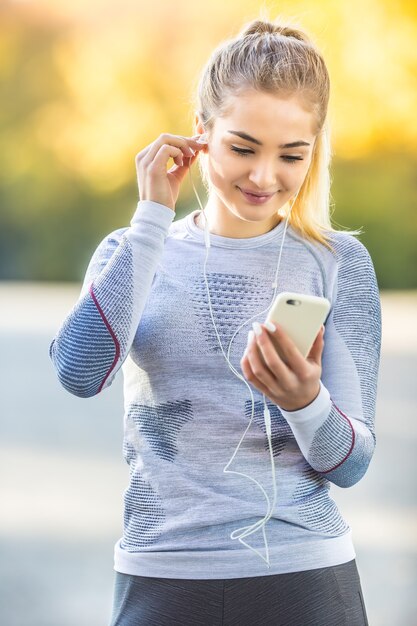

{"left": 279, "top": 382, "right": 321, "bottom": 412}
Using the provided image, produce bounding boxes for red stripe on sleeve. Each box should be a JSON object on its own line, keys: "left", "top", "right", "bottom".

{"left": 320, "top": 401, "right": 356, "bottom": 473}
{"left": 89, "top": 283, "right": 121, "bottom": 392}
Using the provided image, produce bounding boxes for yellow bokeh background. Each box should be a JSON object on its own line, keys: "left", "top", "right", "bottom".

{"left": 1, "top": 0, "right": 416, "bottom": 285}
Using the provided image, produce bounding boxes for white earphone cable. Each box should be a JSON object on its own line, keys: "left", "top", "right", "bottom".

{"left": 187, "top": 147, "right": 297, "bottom": 566}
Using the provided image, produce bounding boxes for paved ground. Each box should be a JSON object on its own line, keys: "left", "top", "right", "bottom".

{"left": 1, "top": 283, "right": 416, "bottom": 626}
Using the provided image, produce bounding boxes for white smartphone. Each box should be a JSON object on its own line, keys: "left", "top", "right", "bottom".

{"left": 265, "top": 292, "right": 331, "bottom": 358}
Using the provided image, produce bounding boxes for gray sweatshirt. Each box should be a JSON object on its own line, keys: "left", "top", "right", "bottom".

{"left": 49, "top": 200, "right": 381, "bottom": 579}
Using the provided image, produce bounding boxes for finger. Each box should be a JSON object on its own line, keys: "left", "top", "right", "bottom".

{"left": 189, "top": 134, "right": 209, "bottom": 147}
{"left": 240, "top": 351, "right": 276, "bottom": 398}
{"left": 167, "top": 151, "right": 199, "bottom": 177}
{"left": 147, "top": 144, "right": 188, "bottom": 175}
{"left": 242, "top": 359, "right": 278, "bottom": 394}
{"left": 254, "top": 326, "right": 293, "bottom": 382}
{"left": 263, "top": 323, "right": 307, "bottom": 377}
{"left": 244, "top": 334, "right": 284, "bottom": 391}
{"left": 307, "top": 325, "right": 325, "bottom": 363}
{"left": 141, "top": 134, "right": 204, "bottom": 168}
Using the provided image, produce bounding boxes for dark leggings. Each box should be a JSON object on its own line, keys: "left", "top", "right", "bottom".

{"left": 109, "top": 559, "right": 369, "bottom": 626}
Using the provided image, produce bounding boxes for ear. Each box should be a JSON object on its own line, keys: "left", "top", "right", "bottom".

{"left": 194, "top": 111, "right": 205, "bottom": 136}
{"left": 194, "top": 112, "right": 209, "bottom": 154}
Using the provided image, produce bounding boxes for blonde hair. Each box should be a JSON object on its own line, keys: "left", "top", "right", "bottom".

{"left": 192, "top": 16, "right": 363, "bottom": 252}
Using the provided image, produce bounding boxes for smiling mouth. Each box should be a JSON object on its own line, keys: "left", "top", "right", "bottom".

{"left": 238, "top": 187, "right": 276, "bottom": 198}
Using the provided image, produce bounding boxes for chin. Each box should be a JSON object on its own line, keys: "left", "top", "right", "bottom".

{"left": 230, "top": 206, "right": 279, "bottom": 224}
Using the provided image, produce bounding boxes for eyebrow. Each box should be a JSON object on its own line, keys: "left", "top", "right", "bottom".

{"left": 227, "top": 130, "right": 310, "bottom": 149}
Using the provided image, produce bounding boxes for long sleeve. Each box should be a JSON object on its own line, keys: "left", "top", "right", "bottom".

{"left": 278, "top": 235, "right": 382, "bottom": 488}
{"left": 49, "top": 200, "right": 175, "bottom": 398}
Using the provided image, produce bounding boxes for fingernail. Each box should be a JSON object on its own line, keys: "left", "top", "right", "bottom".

{"left": 252, "top": 322, "right": 262, "bottom": 337}
{"left": 247, "top": 329, "right": 255, "bottom": 344}
{"left": 265, "top": 320, "right": 276, "bottom": 333}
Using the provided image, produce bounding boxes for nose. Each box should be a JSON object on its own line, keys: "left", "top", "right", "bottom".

{"left": 247, "top": 158, "right": 279, "bottom": 190}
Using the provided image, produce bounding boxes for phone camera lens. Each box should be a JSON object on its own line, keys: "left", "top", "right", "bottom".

{"left": 286, "top": 299, "right": 301, "bottom": 306}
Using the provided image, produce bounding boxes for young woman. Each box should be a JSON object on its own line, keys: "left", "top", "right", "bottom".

{"left": 49, "top": 17, "right": 380, "bottom": 626}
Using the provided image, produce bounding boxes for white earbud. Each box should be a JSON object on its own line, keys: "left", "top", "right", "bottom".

{"left": 196, "top": 133, "right": 208, "bottom": 144}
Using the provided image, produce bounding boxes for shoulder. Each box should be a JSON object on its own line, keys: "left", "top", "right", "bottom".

{"left": 286, "top": 227, "right": 372, "bottom": 278}
{"left": 325, "top": 232, "right": 378, "bottom": 286}
{"left": 291, "top": 228, "right": 375, "bottom": 274}
{"left": 94, "top": 226, "right": 130, "bottom": 253}
{"left": 84, "top": 227, "right": 131, "bottom": 275}
{"left": 325, "top": 232, "right": 380, "bottom": 303}
{"left": 326, "top": 230, "right": 373, "bottom": 264}
{"left": 94, "top": 211, "right": 188, "bottom": 256}
{"left": 102, "top": 226, "right": 130, "bottom": 244}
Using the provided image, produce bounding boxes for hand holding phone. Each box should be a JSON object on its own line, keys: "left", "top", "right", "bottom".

{"left": 241, "top": 291, "right": 329, "bottom": 411}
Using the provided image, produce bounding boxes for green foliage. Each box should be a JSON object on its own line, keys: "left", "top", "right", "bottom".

{"left": 330, "top": 151, "right": 417, "bottom": 289}
{"left": 1, "top": 151, "right": 416, "bottom": 288}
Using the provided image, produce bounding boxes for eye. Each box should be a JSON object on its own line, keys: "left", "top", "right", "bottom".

{"left": 282, "top": 156, "right": 304, "bottom": 165}
{"left": 230, "top": 146, "right": 303, "bottom": 164}
{"left": 230, "top": 146, "right": 253, "bottom": 157}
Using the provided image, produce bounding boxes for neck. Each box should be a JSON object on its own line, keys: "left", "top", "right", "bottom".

{"left": 195, "top": 206, "right": 285, "bottom": 238}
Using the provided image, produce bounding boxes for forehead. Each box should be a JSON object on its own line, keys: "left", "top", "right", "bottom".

{"left": 216, "top": 90, "right": 317, "bottom": 139}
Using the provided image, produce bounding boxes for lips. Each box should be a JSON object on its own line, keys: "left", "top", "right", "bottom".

{"left": 238, "top": 187, "right": 277, "bottom": 205}
{"left": 238, "top": 187, "right": 276, "bottom": 198}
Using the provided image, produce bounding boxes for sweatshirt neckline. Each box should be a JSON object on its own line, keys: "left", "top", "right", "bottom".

{"left": 185, "top": 210, "right": 287, "bottom": 249}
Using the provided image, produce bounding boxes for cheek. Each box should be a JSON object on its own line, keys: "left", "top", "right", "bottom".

{"left": 206, "top": 151, "right": 239, "bottom": 187}
{"left": 286, "top": 161, "right": 311, "bottom": 189}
